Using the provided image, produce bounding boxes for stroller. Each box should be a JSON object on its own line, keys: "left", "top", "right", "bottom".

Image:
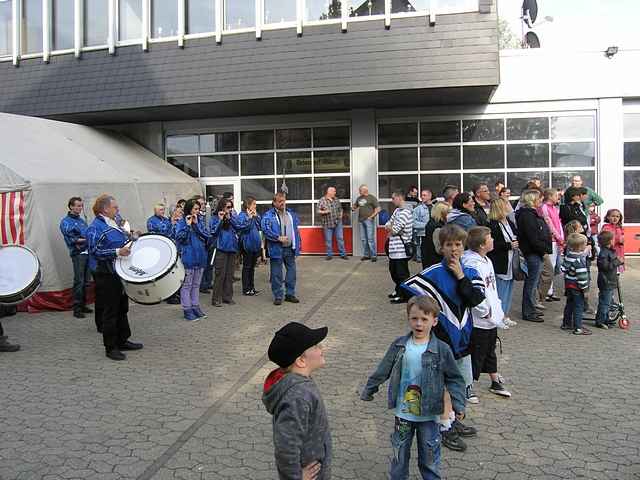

{"left": 608, "top": 274, "right": 629, "bottom": 329}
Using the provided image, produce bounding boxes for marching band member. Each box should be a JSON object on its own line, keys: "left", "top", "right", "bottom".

{"left": 87, "top": 194, "right": 143, "bottom": 361}
{"left": 146, "top": 203, "right": 172, "bottom": 237}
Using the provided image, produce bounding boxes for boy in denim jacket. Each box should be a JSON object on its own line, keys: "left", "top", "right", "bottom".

{"left": 361, "top": 296, "right": 466, "bottom": 480}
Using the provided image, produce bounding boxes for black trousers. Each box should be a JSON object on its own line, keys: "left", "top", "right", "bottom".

{"left": 0, "top": 321, "right": 4, "bottom": 337}
{"left": 389, "top": 258, "right": 410, "bottom": 299}
{"left": 212, "top": 251, "right": 235, "bottom": 303}
{"left": 241, "top": 250, "right": 260, "bottom": 293}
{"left": 471, "top": 327, "right": 498, "bottom": 381}
{"left": 94, "top": 272, "right": 131, "bottom": 351}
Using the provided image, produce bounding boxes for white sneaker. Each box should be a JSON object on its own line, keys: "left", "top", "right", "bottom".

{"left": 489, "top": 381, "right": 512, "bottom": 398}
{"left": 466, "top": 385, "right": 480, "bottom": 404}
{"left": 503, "top": 317, "right": 518, "bottom": 327}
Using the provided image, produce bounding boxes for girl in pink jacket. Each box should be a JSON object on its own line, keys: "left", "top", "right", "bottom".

{"left": 602, "top": 209, "right": 625, "bottom": 273}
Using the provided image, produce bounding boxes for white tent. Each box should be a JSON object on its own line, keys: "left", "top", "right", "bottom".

{"left": 0, "top": 113, "right": 201, "bottom": 312}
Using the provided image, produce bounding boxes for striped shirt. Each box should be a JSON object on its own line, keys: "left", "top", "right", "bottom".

{"left": 386, "top": 205, "right": 413, "bottom": 259}
{"left": 561, "top": 250, "right": 589, "bottom": 291}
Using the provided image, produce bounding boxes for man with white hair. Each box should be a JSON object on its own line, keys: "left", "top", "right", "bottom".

{"left": 352, "top": 184, "right": 380, "bottom": 261}
{"left": 146, "top": 203, "right": 172, "bottom": 237}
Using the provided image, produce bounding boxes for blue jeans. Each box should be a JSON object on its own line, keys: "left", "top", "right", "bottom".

{"left": 522, "top": 254, "right": 543, "bottom": 320}
{"left": 359, "top": 218, "right": 376, "bottom": 257}
{"left": 563, "top": 289, "right": 585, "bottom": 330}
{"left": 595, "top": 288, "right": 613, "bottom": 326}
{"left": 71, "top": 254, "right": 89, "bottom": 311}
{"left": 270, "top": 247, "right": 296, "bottom": 300}
{"left": 390, "top": 417, "right": 441, "bottom": 480}
{"left": 200, "top": 248, "right": 214, "bottom": 290}
{"left": 323, "top": 220, "right": 346, "bottom": 257}
{"left": 496, "top": 277, "right": 514, "bottom": 316}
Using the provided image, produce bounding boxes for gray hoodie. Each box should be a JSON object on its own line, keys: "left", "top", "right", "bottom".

{"left": 262, "top": 369, "right": 332, "bottom": 480}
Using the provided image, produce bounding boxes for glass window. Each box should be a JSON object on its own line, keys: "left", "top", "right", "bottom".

{"left": 507, "top": 144, "right": 549, "bottom": 169}
{"left": 551, "top": 142, "right": 595, "bottom": 168}
{"left": 551, "top": 171, "right": 595, "bottom": 191}
{"left": 420, "top": 146, "right": 460, "bottom": 171}
{"left": 378, "top": 174, "right": 418, "bottom": 199}
{"left": 314, "top": 126, "right": 349, "bottom": 148}
{"left": 463, "top": 172, "right": 504, "bottom": 192}
{"left": 378, "top": 148, "right": 417, "bottom": 172}
{"left": 314, "top": 176, "right": 350, "bottom": 200}
{"left": 53, "top": 0, "right": 75, "bottom": 50}
{"left": 350, "top": 0, "right": 384, "bottom": 18}
{"left": 314, "top": 150, "right": 350, "bottom": 174}
{"left": 289, "top": 204, "right": 313, "bottom": 226}
{"left": 119, "top": 0, "right": 142, "bottom": 41}
{"left": 506, "top": 117, "right": 549, "bottom": 140}
{"left": 624, "top": 113, "right": 640, "bottom": 139}
{"left": 151, "top": 0, "right": 178, "bottom": 38}
{"left": 224, "top": 0, "right": 255, "bottom": 30}
{"left": 392, "top": 0, "right": 427, "bottom": 13}
{"left": 624, "top": 142, "right": 640, "bottom": 167}
{"left": 462, "top": 119, "right": 504, "bottom": 142}
{"left": 276, "top": 128, "right": 311, "bottom": 149}
{"left": 624, "top": 171, "right": 640, "bottom": 195}
{"left": 420, "top": 121, "right": 460, "bottom": 144}
{"left": 420, "top": 173, "right": 461, "bottom": 196}
{"left": 463, "top": 145, "right": 504, "bottom": 170}
{"left": 240, "top": 130, "right": 274, "bottom": 150}
{"left": 186, "top": 0, "right": 216, "bottom": 34}
{"left": 0, "top": 0, "right": 12, "bottom": 56}
{"left": 378, "top": 123, "right": 418, "bottom": 145}
{"left": 241, "top": 178, "right": 275, "bottom": 201}
{"left": 166, "top": 135, "right": 198, "bottom": 154}
{"left": 277, "top": 151, "right": 312, "bottom": 175}
{"left": 84, "top": 0, "right": 109, "bottom": 46}
{"left": 21, "top": 0, "right": 43, "bottom": 54}
{"left": 305, "top": 0, "right": 341, "bottom": 21}
{"left": 550, "top": 116, "right": 595, "bottom": 139}
{"left": 200, "top": 133, "right": 238, "bottom": 153}
{"left": 241, "top": 153, "right": 274, "bottom": 176}
{"left": 623, "top": 199, "right": 640, "bottom": 224}
{"left": 264, "top": 0, "right": 296, "bottom": 24}
{"left": 168, "top": 156, "right": 198, "bottom": 177}
{"left": 200, "top": 155, "right": 238, "bottom": 177}
{"left": 278, "top": 177, "right": 312, "bottom": 200}
{"left": 507, "top": 171, "right": 548, "bottom": 194}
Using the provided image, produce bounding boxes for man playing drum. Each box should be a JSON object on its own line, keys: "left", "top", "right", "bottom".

{"left": 87, "top": 195, "right": 143, "bottom": 361}
{"left": 59, "top": 197, "right": 93, "bottom": 320}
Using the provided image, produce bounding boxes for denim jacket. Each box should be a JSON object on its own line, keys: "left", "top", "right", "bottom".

{"left": 361, "top": 333, "right": 466, "bottom": 416}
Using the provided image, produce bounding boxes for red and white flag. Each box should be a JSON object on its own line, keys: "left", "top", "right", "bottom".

{"left": 0, "top": 191, "right": 25, "bottom": 245}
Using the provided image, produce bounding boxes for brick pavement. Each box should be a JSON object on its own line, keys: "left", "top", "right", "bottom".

{"left": 1, "top": 257, "right": 640, "bottom": 480}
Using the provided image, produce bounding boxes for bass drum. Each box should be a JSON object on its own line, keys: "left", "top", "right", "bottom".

{"left": 0, "top": 245, "right": 42, "bottom": 305}
{"left": 115, "top": 234, "right": 185, "bottom": 305}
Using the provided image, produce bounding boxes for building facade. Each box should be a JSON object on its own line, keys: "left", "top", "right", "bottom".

{"left": 1, "top": 0, "right": 639, "bottom": 254}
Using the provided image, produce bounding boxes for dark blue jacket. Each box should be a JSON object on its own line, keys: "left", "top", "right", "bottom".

{"left": 86, "top": 215, "right": 129, "bottom": 273}
{"left": 59, "top": 213, "right": 89, "bottom": 257}
{"left": 174, "top": 218, "right": 210, "bottom": 268}
{"left": 146, "top": 215, "right": 173, "bottom": 237}
{"left": 209, "top": 214, "right": 247, "bottom": 253}
{"left": 237, "top": 212, "right": 262, "bottom": 253}
{"left": 261, "top": 208, "right": 302, "bottom": 259}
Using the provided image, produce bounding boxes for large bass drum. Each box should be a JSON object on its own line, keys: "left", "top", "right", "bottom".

{"left": 115, "top": 234, "right": 185, "bottom": 305}
{"left": 0, "top": 245, "right": 42, "bottom": 305}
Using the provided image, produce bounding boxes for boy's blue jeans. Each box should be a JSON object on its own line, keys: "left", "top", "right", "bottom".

{"left": 390, "top": 417, "right": 441, "bottom": 480}
{"left": 563, "top": 289, "right": 585, "bottom": 330}
{"left": 595, "top": 288, "right": 614, "bottom": 326}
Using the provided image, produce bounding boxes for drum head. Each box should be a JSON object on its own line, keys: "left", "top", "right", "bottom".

{"left": 115, "top": 234, "right": 178, "bottom": 283}
{"left": 0, "top": 245, "right": 40, "bottom": 297}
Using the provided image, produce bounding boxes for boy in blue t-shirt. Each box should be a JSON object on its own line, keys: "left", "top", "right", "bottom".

{"left": 361, "top": 296, "right": 466, "bottom": 479}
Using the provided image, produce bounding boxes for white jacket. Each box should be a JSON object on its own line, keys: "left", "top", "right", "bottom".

{"left": 461, "top": 250, "right": 505, "bottom": 329}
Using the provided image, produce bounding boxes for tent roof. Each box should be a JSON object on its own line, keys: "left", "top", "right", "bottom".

{"left": 0, "top": 113, "right": 194, "bottom": 185}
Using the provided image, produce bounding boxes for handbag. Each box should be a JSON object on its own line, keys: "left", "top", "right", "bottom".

{"left": 511, "top": 246, "right": 527, "bottom": 281}
{"left": 398, "top": 233, "right": 416, "bottom": 258}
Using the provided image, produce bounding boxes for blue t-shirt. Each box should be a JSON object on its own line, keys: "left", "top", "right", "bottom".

{"left": 395, "top": 336, "right": 440, "bottom": 422}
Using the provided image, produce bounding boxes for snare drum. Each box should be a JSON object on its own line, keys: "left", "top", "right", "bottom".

{"left": 115, "top": 234, "right": 185, "bottom": 305}
{"left": 0, "top": 245, "right": 42, "bottom": 305}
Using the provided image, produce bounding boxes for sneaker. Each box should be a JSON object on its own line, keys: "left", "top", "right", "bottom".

{"left": 371, "top": 257, "right": 377, "bottom": 262}
{"left": 452, "top": 420, "right": 477, "bottom": 437}
{"left": 325, "top": 256, "right": 333, "bottom": 261}
{"left": 184, "top": 309, "right": 200, "bottom": 322}
{"left": 0, "top": 338, "right": 20, "bottom": 352}
{"left": 73, "top": 310, "right": 86, "bottom": 319}
{"left": 361, "top": 256, "right": 370, "bottom": 261}
{"left": 523, "top": 316, "right": 544, "bottom": 323}
{"left": 284, "top": 295, "right": 300, "bottom": 304}
{"left": 340, "top": 255, "right": 349, "bottom": 260}
{"left": 193, "top": 306, "right": 207, "bottom": 318}
{"left": 199, "top": 288, "right": 212, "bottom": 294}
{"left": 595, "top": 323, "right": 609, "bottom": 329}
{"left": 212, "top": 301, "right": 223, "bottom": 307}
{"left": 547, "top": 295, "right": 561, "bottom": 302}
{"left": 560, "top": 324, "right": 573, "bottom": 330}
{"left": 489, "top": 381, "right": 512, "bottom": 398}
{"left": 274, "top": 298, "right": 283, "bottom": 306}
{"left": 388, "top": 292, "right": 397, "bottom": 299}
{"left": 466, "top": 385, "right": 480, "bottom": 404}
{"left": 389, "top": 297, "right": 407, "bottom": 304}
{"left": 441, "top": 429, "right": 467, "bottom": 452}
{"left": 573, "top": 328, "right": 592, "bottom": 335}
{"left": 503, "top": 317, "right": 518, "bottom": 327}
{"left": 535, "top": 303, "right": 546, "bottom": 310}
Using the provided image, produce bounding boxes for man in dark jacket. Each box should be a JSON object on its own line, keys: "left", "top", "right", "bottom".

{"left": 472, "top": 183, "right": 491, "bottom": 226}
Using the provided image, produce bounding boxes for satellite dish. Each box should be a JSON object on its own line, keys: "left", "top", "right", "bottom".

{"left": 522, "top": 0, "right": 538, "bottom": 27}
{"left": 524, "top": 31, "right": 540, "bottom": 48}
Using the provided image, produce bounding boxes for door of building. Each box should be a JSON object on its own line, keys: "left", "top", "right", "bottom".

{"left": 201, "top": 179, "right": 241, "bottom": 212}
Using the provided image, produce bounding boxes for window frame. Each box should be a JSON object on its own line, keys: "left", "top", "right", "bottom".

{"left": 623, "top": 112, "right": 640, "bottom": 224}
